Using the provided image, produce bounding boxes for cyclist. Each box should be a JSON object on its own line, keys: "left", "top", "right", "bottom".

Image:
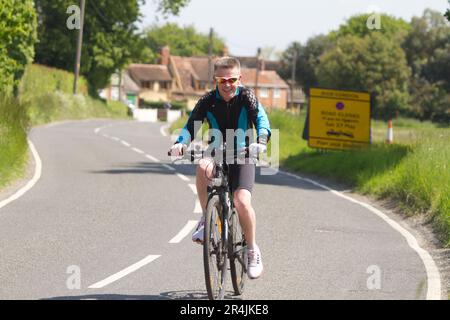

{"left": 168, "top": 56, "right": 270, "bottom": 279}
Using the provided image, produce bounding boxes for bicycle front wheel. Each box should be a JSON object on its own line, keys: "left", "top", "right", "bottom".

{"left": 203, "top": 195, "right": 228, "bottom": 300}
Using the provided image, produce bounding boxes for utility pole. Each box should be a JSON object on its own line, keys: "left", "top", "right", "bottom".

{"left": 254, "top": 47, "right": 261, "bottom": 98}
{"left": 208, "top": 28, "right": 214, "bottom": 90}
{"left": 290, "top": 49, "right": 297, "bottom": 109}
{"left": 73, "top": 0, "right": 86, "bottom": 95}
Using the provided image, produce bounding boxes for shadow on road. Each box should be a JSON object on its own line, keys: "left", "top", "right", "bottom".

{"left": 88, "top": 161, "right": 338, "bottom": 192}
{"left": 44, "top": 290, "right": 242, "bottom": 300}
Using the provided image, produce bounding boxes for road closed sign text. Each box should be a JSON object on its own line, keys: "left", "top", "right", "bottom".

{"left": 308, "top": 88, "right": 371, "bottom": 150}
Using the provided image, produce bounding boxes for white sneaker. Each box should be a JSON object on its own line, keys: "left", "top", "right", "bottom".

{"left": 192, "top": 216, "right": 205, "bottom": 244}
{"left": 247, "top": 246, "right": 263, "bottom": 279}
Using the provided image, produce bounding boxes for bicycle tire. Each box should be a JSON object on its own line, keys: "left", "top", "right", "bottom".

{"left": 229, "top": 209, "right": 246, "bottom": 295}
{"left": 203, "top": 195, "right": 228, "bottom": 300}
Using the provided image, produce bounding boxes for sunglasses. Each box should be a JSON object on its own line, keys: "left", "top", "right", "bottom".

{"left": 215, "top": 77, "right": 240, "bottom": 85}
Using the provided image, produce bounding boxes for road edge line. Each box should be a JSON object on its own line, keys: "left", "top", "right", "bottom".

{"left": 0, "top": 139, "right": 42, "bottom": 210}
{"left": 280, "top": 169, "right": 442, "bottom": 300}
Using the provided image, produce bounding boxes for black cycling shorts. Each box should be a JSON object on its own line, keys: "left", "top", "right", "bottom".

{"left": 228, "top": 164, "right": 255, "bottom": 193}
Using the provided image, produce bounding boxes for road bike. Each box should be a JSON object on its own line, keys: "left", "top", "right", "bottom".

{"left": 169, "top": 143, "right": 249, "bottom": 300}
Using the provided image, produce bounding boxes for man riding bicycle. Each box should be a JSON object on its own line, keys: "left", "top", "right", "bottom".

{"left": 168, "top": 56, "right": 271, "bottom": 279}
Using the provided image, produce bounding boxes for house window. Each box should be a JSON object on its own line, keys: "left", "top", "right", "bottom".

{"left": 160, "top": 82, "right": 171, "bottom": 90}
{"left": 259, "top": 88, "right": 268, "bottom": 98}
{"left": 142, "top": 81, "right": 153, "bottom": 89}
{"left": 274, "top": 88, "right": 281, "bottom": 99}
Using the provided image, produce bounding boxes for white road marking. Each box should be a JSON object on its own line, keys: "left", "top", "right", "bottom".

{"left": 111, "top": 137, "right": 120, "bottom": 142}
{"left": 188, "top": 184, "right": 197, "bottom": 195}
{"left": 280, "top": 170, "right": 442, "bottom": 300}
{"left": 88, "top": 255, "right": 161, "bottom": 289}
{"left": 0, "top": 140, "right": 42, "bottom": 211}
{"left": 176, "top": 173, "right": 190, "bottom": 182}
{"left": 145, "top": 155, "right": 160, "bottom": 163}
{"left": 169, "top": 220, "right": 199, "bottom": 244}
{"left": 121, "top": 141, "right": 131, "bottom": 147}
{"left": 194, "top": 199, "right": 202, "bottom": 214}
{"left": 131, "top": 147, "right": 144, "bottom": 154}
{"left": 160, "top": 124, "right": 169, "bottom": 137}
{"left": 162, "top": 164, "right": 176, "bottom": 171}
{"left": 102, "top": 134, "right": 110, "bottom": 139}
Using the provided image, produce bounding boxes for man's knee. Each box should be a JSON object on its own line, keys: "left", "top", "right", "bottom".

{"left": 233, "top": 189, "right": 252, "bottom": 211}
{"left": 197, "top": 158, "right": 214, "bottom": 180}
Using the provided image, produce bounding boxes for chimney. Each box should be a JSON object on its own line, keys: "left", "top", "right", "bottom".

{"left": 160, "top": 46, "right": 170, "bottom": 65}
{"left": 260, "top": 59, "right": 266, "bottom": 71}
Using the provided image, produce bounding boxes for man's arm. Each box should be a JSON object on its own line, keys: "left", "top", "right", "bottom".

{"left": 244, "top": 88, "right": 271, "bottom": 145}
{"left": 175, "top": 93, "right": 211, "bottom": 145}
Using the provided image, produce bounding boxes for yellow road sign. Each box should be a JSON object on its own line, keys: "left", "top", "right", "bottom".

{"left": 308, "top": 88, "right": 371, "bottom": 150}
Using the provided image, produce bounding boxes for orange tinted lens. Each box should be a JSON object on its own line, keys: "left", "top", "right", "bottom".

{"left": 216, "top": 77, "right": 238, "bottom": 84}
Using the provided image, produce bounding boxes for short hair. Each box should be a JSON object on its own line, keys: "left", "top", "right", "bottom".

{"left": 214, "top": 56, "right": 241, "bottom": 72}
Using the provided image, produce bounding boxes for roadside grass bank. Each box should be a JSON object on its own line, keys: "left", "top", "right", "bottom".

{"left": 170, "top": 109, "right": 450, "bottom": 246}
{"left": 0, "top": 64, "right": 130, "bottom": 190}
{"left": 20, "top": 64, "right": 129, "bottom": 125}
{"left": 0, "top": 96, "right": 29, "bottom": 190}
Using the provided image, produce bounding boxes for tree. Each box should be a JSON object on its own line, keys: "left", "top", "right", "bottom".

{"left": 34, "top": 0, "right": 189, "bottom": 95}
{"left": 329, "top": 13, "right": 411, "bottom": 42}
{"left": 444, "top": 0, "right": 449, "bottom": 22}
{"left": 403, "top": 9, "right": 450, "bottom": 122}
{"left": 157, "top": 0, "right": 191, "bottom": 16}
{"left": 280, "top": 35, "right": 332, "bottom": 89}
{"left": 316, "top": 33, "right": 411, "bottom": 120}
{"left": 0, "top": 0, "right": 37, "bottom": 96}
{"left": 142, "top": 23, "right": 226, "bottom": 61}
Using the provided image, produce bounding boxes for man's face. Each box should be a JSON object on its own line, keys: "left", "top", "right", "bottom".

{"left": 214, "top": 67, "right": 241, "bottom": 102}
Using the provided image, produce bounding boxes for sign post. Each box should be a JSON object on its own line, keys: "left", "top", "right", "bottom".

{"left": 307, "top": 88, "right": 371, "bottom": 150}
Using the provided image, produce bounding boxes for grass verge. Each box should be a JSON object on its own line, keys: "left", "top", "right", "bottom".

{"left": 0, "top": 96, "right": 29, "bottom": 189}
{"left": 170, "top": 109, "right": 450, "bottom": 246}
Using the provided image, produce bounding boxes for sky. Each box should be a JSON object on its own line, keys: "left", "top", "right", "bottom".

{"left": 138, "top": 0, "right": 449, "bottom": 58}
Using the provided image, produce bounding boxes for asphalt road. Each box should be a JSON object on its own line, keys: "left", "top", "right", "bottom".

{"left": 0, "top": 119, "right": 440, "bottom": 300}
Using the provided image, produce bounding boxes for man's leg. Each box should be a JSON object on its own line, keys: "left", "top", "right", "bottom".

{"left": 196, "top": 158, "right": 214, "bottom": 212}
{"left": 233, "top": 189, "right": 256, "bottom": 250}
{"left": 234, "top": 188, "right": 263, "bottom": 279}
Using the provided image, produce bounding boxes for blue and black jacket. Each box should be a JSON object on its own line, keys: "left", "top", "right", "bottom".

{"left": 175, "top": 86, "right": 271, "bottom": 151}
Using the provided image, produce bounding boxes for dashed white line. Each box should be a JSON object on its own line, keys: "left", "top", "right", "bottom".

{"left": 188, "top": 184, "right": 197, "bottom": 195}
{"left": 145, "top": 155, "right": 160, "bottom": 163}
{"left": 279, "top": 169, "right": 442, "bottom": 300}
{"left": 162, "top": 164, "right": 176, "bottom": 171}
{"left": 111, "top": 137, "right": 120, "bottom": 142}
{"left": 121, "top": 141, "right": 131, "bottom": 147}
{"left": 169, "top": 220, "right": 199, "bottom": 244}
{"left": 0, "top": 140, "right": 42, "bottom": 211}
{"left": 88, "top": 255, "right": 161, "bottom": 289}
{"left": 160, "top": 124, "right": 169, "bottom": 137}
{"left": 176, "top": 173, "right": 190, "bottom": 182}
{"left": 132, "top": 147, "right": 144, "bottom": 154}
{"left": 193, "top": 199, "right": 202, "bottom": 214}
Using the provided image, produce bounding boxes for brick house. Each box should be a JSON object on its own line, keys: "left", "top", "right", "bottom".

{"left": 106, "top": 46, "right": 289, "bottom": 110}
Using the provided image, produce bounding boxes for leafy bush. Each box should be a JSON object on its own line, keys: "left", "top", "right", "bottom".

{"left": 0, "top": 0, "right": 37, "bottom": 95}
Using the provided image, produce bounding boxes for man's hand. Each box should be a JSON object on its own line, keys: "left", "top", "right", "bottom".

{"left": 168, "top": 143, "right": 186, "bottom": 157}
{"left": 249, "top": 143, "right": 267, "bottom": 158}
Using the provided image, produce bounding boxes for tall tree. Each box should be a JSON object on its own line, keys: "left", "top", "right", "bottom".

{"left": 403, "top": 9, "right": 450, "bottom": 122}
{"left": 446, "top": 0, "right": 450, "bottom": 22}
{"left": 0, "top": 0, "right": 37, "bottom": 96}
{"left": 142, "top": 23, "right": 225, "bottom": 61}
{"left": 34, "top": 0, "right": 189, "bottom": 95}
{"left": 316, "top": 33, "right": 411, "bottom": 120}
{"left": 280, "top": 35, "right": 332, "bottom": 89}
{"left": 329, "top": 13, "right": 411, "bottom": 42}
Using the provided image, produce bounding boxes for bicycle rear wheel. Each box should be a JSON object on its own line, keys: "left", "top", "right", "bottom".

{"left": 229, "top": 209, "right": 247, "bottom": 295}
{"left": 203, "top": 195, "right": 228, "bottom": 300}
